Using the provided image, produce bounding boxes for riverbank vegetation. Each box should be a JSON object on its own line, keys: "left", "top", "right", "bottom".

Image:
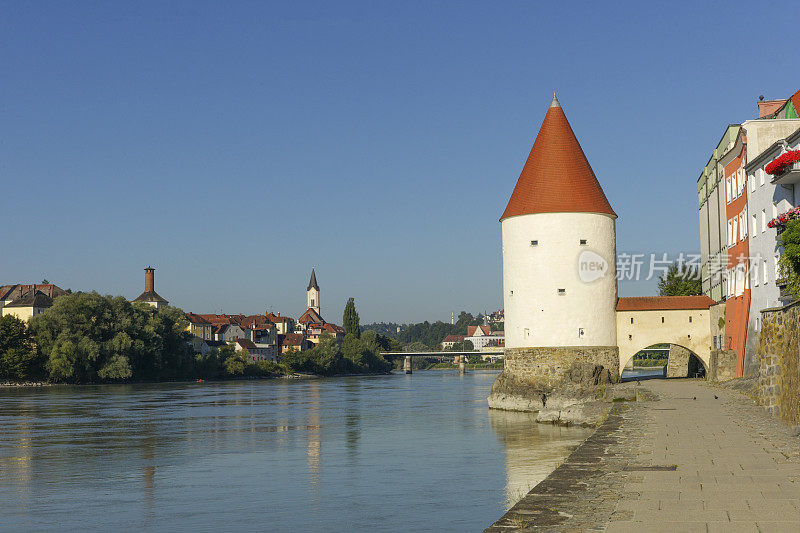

{"left": 0, "top": 293, "right": 394, "bottom": 384}
{"left": 362, "top": 311, "right": 490, "bottom": 350}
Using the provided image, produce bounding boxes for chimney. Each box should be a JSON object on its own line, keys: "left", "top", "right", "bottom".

{"left": 144, "top": 266, "right": 155, "bottom": 293}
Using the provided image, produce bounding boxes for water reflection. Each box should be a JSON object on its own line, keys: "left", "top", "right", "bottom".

{"left": 489, "top": 409, "right": 591, "bottom": 507}
{"left": 0, "top": 372, "right": 590, "bottom": 532}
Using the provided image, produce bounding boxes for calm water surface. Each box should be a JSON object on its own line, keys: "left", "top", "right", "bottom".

{"left": 0, "top": 371, "right": 591, "bottom": 532}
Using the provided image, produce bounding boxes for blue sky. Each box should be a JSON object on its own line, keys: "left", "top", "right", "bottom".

{"left": 2, "top": 1, "right": 797, "bottom": 323}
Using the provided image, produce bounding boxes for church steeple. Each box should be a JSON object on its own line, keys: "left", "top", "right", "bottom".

{"left": 307, "top": 268, "right": 320, "bottom": 315}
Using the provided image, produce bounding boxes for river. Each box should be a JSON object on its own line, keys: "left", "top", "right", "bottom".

{"left": 0, "top": 371, "right": 591, "bottom": 532}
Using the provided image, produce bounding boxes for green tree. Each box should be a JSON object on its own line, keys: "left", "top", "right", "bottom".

{"left": 0, "top": 315, "right": 42, "bottom": 380}
{"left": 28, "top": 292, "right": 194, "bottom": 383}
{"left": 778, "top": 220, "right": 800, "bottom": 297}
{"left": 343, "top": 297, "right": 360, "bottom": 338}
{"left": 658, "top": 262, "right": 702, "bottom": 296}
{"left": 220, "top": 345, "right": 246, "bottom": 376}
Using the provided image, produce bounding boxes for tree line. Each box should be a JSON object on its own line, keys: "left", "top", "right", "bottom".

{"left": 0, "top": 292, "right": 394, "bottom": 383}
{"left": 362, "top": 311, "right": 488, "bottom": 351}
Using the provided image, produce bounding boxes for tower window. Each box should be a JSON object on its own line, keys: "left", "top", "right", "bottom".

{"left": 530, "top": 240, "right": 538, "bottom": 246}
{"left": 557, "top": 288, "right": 566, "bottom": 295}
{"left": 579, "top": 239, "right": 588, "bottom": 245}
{"left": 630, "top": 317, "right": 633, "bottom": 324}
{"left": 689, "top": 316, "right": 692, "bottom": 323}
{"left": 628, "top": 334, "right": 632, "bottom": 340}
{"left": 578, "top": 328, "right": 584, "bottom": 338}
{"left": 661, "top": 317, "right": 664, "bottom": 323}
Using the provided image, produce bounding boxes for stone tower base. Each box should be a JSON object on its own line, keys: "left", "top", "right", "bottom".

{"left": 488, "top": 346, "right": 619, "bottom": 412}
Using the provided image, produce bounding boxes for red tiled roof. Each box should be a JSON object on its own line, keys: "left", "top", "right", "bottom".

{"left": 322, "top": 323, "right": 344, "bottom": 334}
{"left": 298, "top": 308, "right": 324, "bottom": 324}
{"left": 467, "top": 325, "right": 491, "bottom": 336}
{"left": 281, "top": 333, "right": 304, "bottom": 346}
{"left": 266, "top": 313, "right": 292, "bottom": 323}
{"left": 501, "top": 96, "right": 616, "bottom": 220}
{"left": 185, "top": 313, "right": 210, "bottom": 324}
{"left": 616, "top": 295, "right": 715, "bottom": 311}
{"left": 442, "top": 335, "right": 465, "bottom": 343}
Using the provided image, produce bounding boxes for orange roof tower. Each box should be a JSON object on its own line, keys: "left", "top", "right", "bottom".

{"left": 501, "top": 95, "right": 616, "bottom": 220}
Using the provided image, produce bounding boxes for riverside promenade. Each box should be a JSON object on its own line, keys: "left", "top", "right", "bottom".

{"left": 486, "top": 379, "right": 800, "bottom": 532}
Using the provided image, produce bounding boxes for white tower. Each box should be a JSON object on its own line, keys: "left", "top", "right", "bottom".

{"left": 307, "top": 268, "right": 320, "bottom": 314}
{"left": 501, "top": 95, "right": 618, "bottom": 350}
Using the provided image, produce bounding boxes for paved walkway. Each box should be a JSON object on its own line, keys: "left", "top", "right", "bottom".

{"left": 485, "top": 379, "right": 800, "bottom": 532}
{"left": 606, "top": 380, "right": 800, "bottom": 532}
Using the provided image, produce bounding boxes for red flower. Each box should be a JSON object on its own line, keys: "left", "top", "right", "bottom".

{"left": 765, "top": 150, "right": 800, "bottom": 175}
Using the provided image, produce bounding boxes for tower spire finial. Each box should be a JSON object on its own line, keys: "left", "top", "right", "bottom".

{"left": 550, "top": 93, "right": 560, "bottom": 108}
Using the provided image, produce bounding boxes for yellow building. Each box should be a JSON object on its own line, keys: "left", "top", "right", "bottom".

{"left": 2, "top": 290, "right": 53, "bottom": 321}
{"left": 185, "top": 312, "right": 213, "bottom": 340}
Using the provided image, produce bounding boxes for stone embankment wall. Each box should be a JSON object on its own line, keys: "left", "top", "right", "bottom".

{"left": 488, "top": 347, "right": 619, "bottom": 419}
{"left": 502, "top": 347, "right": 619, "bottom": 389}
{"left": 756, "top": 301, "right": 800, "bottom": 423}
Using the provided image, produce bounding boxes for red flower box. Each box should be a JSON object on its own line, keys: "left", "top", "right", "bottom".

{"left": 765, "top": 150, "right": 800, "bottom": 175}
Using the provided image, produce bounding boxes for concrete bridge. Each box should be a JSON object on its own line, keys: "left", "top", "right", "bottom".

{"left": 382, "top": 350, "right": 504, "bottom": 374}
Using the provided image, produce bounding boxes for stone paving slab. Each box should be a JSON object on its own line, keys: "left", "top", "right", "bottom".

{"left": 484, "top": 379, "right": 800, "bottom": 532}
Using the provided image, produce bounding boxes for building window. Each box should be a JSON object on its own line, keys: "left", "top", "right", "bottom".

{"left": 530, "top": 240, "right": 538, "bottom": 246}
{"left": 773, "top": 202, "right": 778, "bottom": 219}
{"left": 579, "top": 239, "right": 588, "bottom": 245}
{"left": 750, "top": 174, "right": 755, "bottom": 192}
{"left": 557, "top": 288, "right": 566, "bottom": 295}
{"left": 689, "top": 316, "right": 692, "bottom": 323}
{"left": 524, "top": 328, "right": 530, "bottom": 338}
{"left": 578, "top": 328, "right": 584, "bottom": 338}
{"left": 752, "top": 213, "right": 758, "bottom": 236}
{"left": 763, "top": 260, "right": 768, "bottom": 284}
{"left": 630, "top": 317, "right": 634, "bottom": 324}
{"left": 762, "top": 209, "right": 767, "bottom": 233}
{"left": 661, "top": 316, "right": 664, "bottom": 323}
{"left": 628, "top": 334, "right": 632, "bottom": 340}
{"left": 759, "top": 168, "right": 765, "bottom": 186}
{"left": 775, "top": 254, "right": 780, "bottom": 281}
{"left": 509, "top": 290, "right": 513, "bottom": 296}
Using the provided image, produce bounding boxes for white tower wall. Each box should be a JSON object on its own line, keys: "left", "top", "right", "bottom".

{"left": 502, "top": 212, "right": 617, "bottom": 349}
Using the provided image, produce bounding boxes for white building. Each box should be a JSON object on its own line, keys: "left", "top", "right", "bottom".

{"left": 465, "top": 325, "right": 504, "bottom": 350}
{"left": 746, "top": 123, "right": 800, "bottom": 336}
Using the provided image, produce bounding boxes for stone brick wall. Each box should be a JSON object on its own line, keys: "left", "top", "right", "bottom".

{"left": 708, "top": 349, "right": 737, "bottom": 382}
{"left": 503, "top": 346, "right": 620, "bottom": 389}
{"left": 757, "top": 301, "right": 800, "bottom": 423}
{"left": 666, "top": 345, "right": 690, "bottom": 378}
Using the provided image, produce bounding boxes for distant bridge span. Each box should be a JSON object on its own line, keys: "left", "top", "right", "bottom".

{"left": 381, "top": 351, "right": 504, "bottom": 374}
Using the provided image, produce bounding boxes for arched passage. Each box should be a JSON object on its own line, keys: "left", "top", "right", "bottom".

{"left": 620, "top": 343, "right": 707, "bottom": 380}
{"left": 616, "top": 303, "right": 712, "bottom": 377}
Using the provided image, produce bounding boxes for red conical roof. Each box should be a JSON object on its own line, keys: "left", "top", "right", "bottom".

{"left": 501, "top": 96, "right": 616, "bottom": 220}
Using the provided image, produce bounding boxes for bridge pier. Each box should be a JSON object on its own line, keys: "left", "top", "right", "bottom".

{"left": 404, "top": 356, "right": 412, "bottom": 374}
{"left": 458, "top": 356, "right": 466, "bottom": 374}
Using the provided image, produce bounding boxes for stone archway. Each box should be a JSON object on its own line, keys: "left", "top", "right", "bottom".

{"left": 620, "top": 343, "right": 707, "bottom": 380}
{"left": 616, "top": 306, "right": 712, "bottom": 377}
